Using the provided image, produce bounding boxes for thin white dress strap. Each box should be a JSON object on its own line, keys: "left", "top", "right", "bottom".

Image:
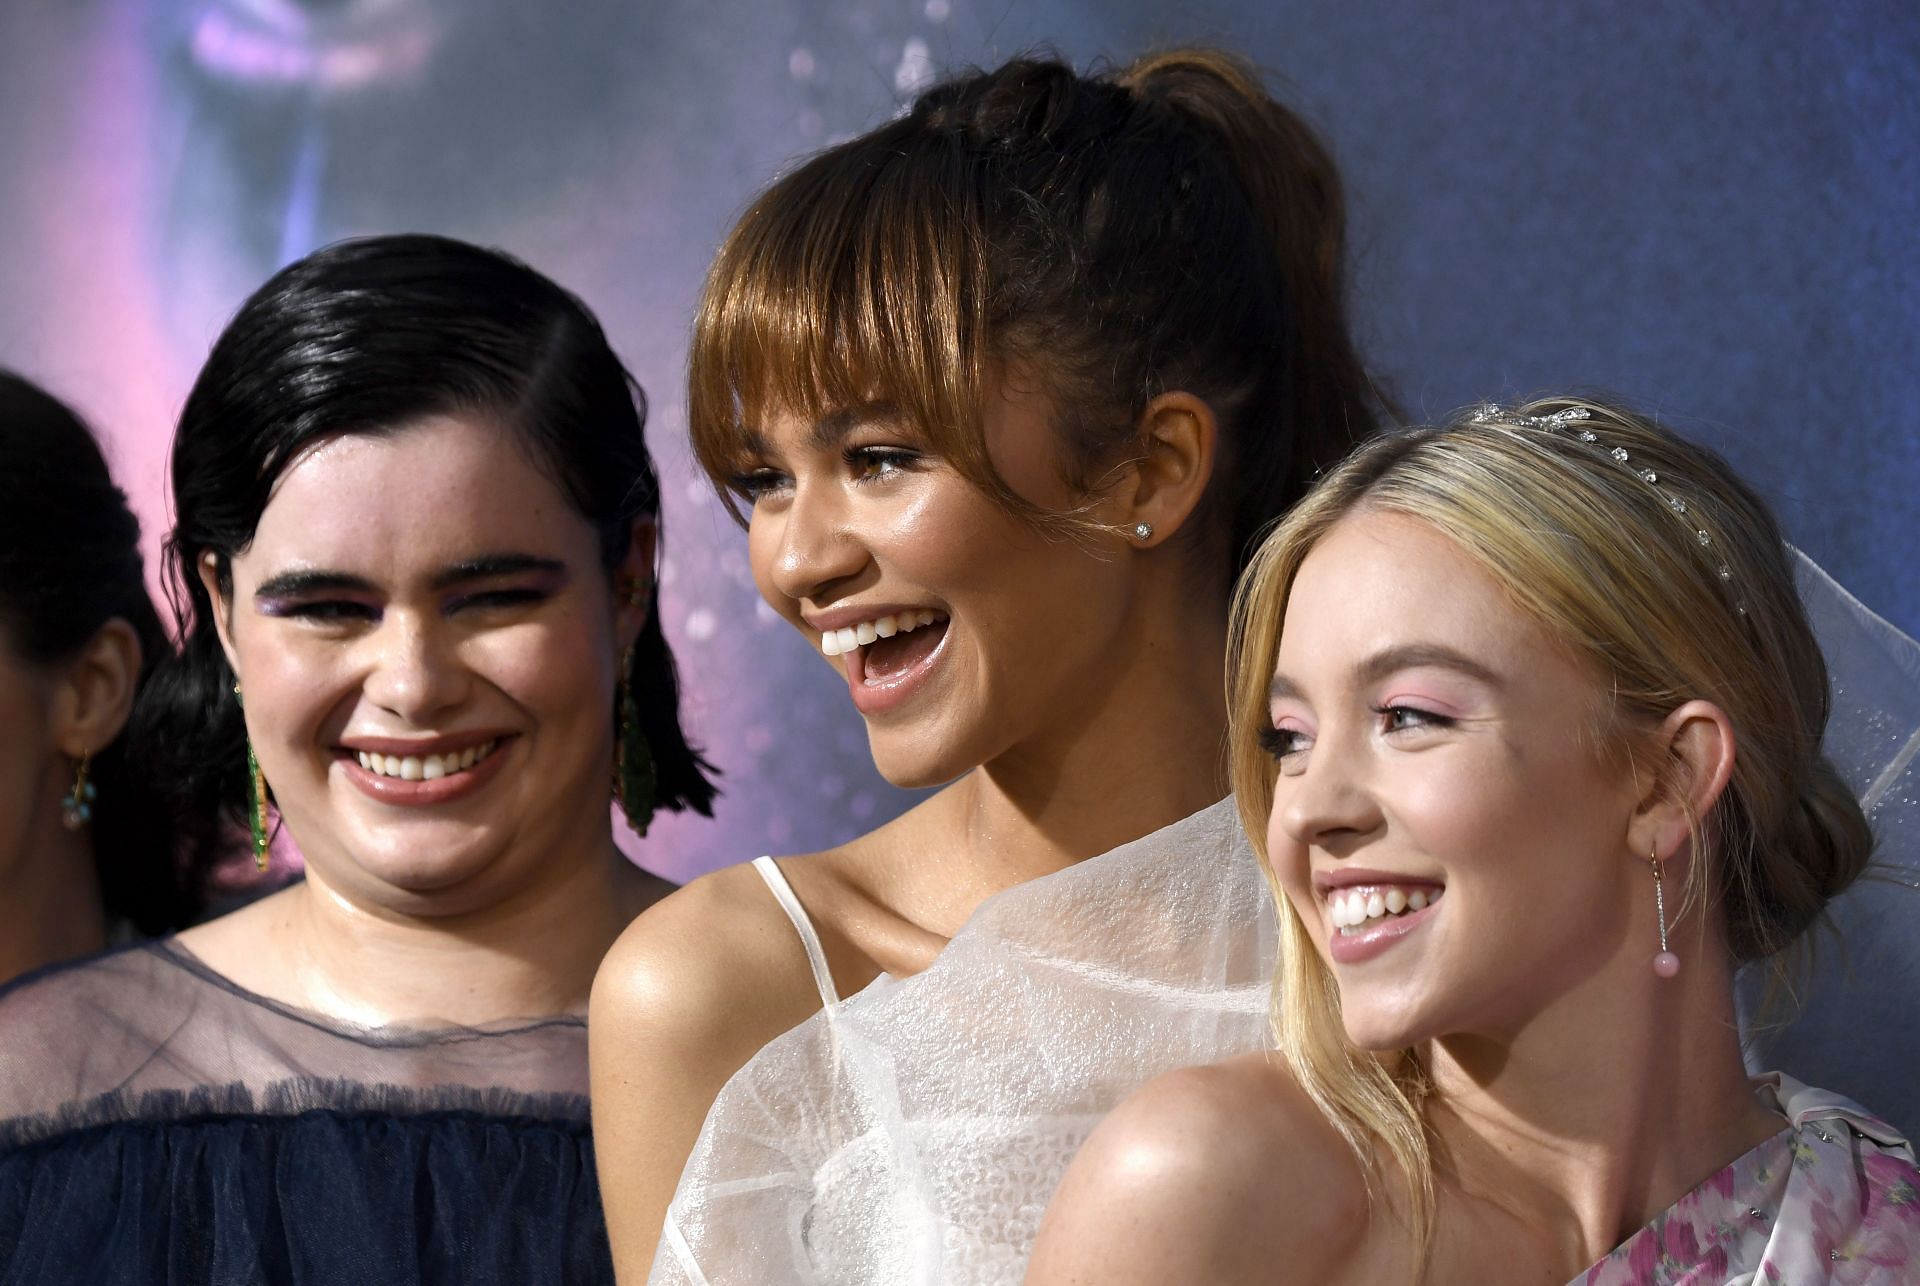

{"left": 750, "top": 856, "right": 842, "bottom": 1009}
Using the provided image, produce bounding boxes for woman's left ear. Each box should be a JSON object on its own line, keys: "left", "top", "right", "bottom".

{"left": 1119, "top": 391, "right": 1217, "bottom": 546}
{"left": 52, "top": 619, "right": 143, "bottom": 759}
{"left": 615, "top": 517, "right": 658, "bottom": 652}
{"left": 1630, "top": 699, "right": 1738, "bottom": 861}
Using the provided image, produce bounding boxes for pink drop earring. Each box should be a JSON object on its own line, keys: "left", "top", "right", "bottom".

{"left": 1650, "top": 850, "right": 1679, "bottom": 978}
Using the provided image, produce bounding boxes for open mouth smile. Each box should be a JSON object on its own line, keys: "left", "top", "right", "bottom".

{"left": 815, "top": 608, "right": 952, "bottom": 716}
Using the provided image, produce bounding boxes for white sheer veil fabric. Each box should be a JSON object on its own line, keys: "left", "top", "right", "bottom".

{"left": 1742, "top": 552, "right": 1920, "bottom": 1136}
{"left": 650, "top": 798, "right": 1275, "bottom": 1285}
{"left": 651, "top": 550, "right": 1920, "bottom": 1286}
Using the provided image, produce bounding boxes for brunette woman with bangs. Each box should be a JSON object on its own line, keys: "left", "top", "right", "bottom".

{"left": 592, "top": 47, "right": 1385, "bottom": 1282}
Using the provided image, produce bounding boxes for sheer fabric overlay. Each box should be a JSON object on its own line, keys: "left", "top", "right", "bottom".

{"left": 656, "top": 551, "right": 1920, "bottom": 1286}
{"left": 1742, "top": 555, "right": 1920, "bottom": 1137}
{"left": 653, "top": 798, "right": 1276, "bottom": 1285}
{"left": 0, "top": 938, "right": 612, "bottom": 1285}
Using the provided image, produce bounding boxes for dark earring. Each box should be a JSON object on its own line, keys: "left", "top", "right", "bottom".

{"left": 614, "top": 646, "right": 657, "bottom": 837}
{"left": 235, "top": 683, "right": 271, "bottom": 871}
{"left": 61, "top": 751, "right": 96, "bottom": 830}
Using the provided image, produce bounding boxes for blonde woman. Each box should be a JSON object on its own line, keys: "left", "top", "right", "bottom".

{"left": 1029, "top": 396, "right": 1920, "bottom": 1284}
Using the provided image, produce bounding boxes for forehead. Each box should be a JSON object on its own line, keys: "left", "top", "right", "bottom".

{"left": 1277, "top": 509, "right": 1562, "bottom": 687}
{"left": 242, "top": 415, "right": 594, "bottom": 573}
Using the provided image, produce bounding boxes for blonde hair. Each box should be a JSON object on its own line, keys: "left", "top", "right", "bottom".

{"left": 688, "top": 47, "right": 1384, "bottom": 578}
{"left": 1225, "top": 394, "right": 1873, "bottom": 1262}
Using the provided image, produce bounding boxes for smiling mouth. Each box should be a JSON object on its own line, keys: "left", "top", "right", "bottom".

{"left": 351, "top": 739, "right": 500, "bottom": 782}
{"left": 820, "top": 610, "right": 950, "bottom": 686}
{"left": 1328, "top": 884, "right": 1445, "bottom": 936}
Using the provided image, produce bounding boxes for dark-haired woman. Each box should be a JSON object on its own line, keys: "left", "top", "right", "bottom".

{"left": 0, "top": 371, "right": 195, "bottom": 985}
{"left": 0, "top": 235, "right": 716, "bottom": 1285}
{"left": 591, "top": 47, "right": 1383, "bottom": 1281}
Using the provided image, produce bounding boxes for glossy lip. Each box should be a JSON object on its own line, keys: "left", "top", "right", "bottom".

{"left": 335, "top": 733, "right": 514, "bottom": 806}
{"left": 1324, "top": 891, "right": 1443, "bottom": 966}
{"left": 843, "top": 618, "right": 953, "bottom": 718}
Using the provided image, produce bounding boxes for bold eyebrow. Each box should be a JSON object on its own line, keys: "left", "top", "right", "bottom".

{"left": 428, "top": 554, "right": 569, "bottom": 591}
{"left": 253, "top": 569, "right": 378, "bottom": 600}
{"left": 1269, "top": 643, "right": 1505, "bottom": 702}
{"left": 732, "top": 402, "right": 905, "bottom": 465}
{"left": 252, "top": 555, "right": 568, "bottom": 602}
{"left": 808, "top": 402, "right": 901, "bottom": 451}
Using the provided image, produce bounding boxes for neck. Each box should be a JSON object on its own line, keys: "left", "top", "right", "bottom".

{"left": 918, "top": 579, "right": 1231, "bottom": 913}
{"left": 1425, "top": 942, "right": 1782, "bottom": 1269}
{"left": 274, "top": 841, "right": 655, "bottom": 1028}
{"left": 0, "top": 815, "right": 107, "bottom": 986}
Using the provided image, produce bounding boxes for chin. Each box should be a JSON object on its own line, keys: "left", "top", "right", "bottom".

{"left": 864, "top": 725, "right": 981, "bottom": 791}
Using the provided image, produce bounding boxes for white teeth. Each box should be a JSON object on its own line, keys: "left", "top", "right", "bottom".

{"left": 355, "top": 739, "right": 497, "bottom": 781}
{"left": 818, "top": 610, "right": 948, "bottom": 656}
{"left": 1327, "top": 884, "right": 1442, "bottom": 934}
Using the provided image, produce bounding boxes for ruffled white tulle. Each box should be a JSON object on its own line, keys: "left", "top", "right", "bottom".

{"left": 651, "top": 798, "right": 1274, "bottom": 1285}
{"left": 652, "top": 549, "right": 1920, "bottom": 1286}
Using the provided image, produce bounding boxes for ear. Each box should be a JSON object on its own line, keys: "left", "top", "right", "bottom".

{"left": 197, "top": 550, "right": 241, "bottom": 673}
{"left": 614, "top": 516, "right": 658, "bottom": 653}
{"left": 1627, "top": 699, "right": 1737, "bottom": 864}
{"left": 1116, "top": 391, "right": 1218, "bottom": 547}
{"left": 50, "top": 618, "right": 142, "bottom": 759}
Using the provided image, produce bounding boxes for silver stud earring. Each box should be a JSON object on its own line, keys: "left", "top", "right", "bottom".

{"left": 1132, "top": 522, "right": 1153, "bottom": 541}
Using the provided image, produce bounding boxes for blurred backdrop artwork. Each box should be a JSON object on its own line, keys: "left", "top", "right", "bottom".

{"left": 1, "top": 0, "right": 1914, "bottom": 893}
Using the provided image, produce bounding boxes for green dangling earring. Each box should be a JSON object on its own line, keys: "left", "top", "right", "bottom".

{"left": 60, "top": 751, "right": 97, "bottom": 830}
{"left": 614, "top": 644, "right": 658, "bottom": 838}
{"left": 234, "top": 683, "right": 271, "bottom": 871}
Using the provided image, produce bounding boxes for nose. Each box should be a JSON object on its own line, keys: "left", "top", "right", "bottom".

{"left": 1273, "top": 725, "right": 1381, "bottom": 854}
{"left": 360, "top": 613, "right": 469, "bottom": 723}
{"left": 765, "top": 479, "right": 868, "bottom": 605}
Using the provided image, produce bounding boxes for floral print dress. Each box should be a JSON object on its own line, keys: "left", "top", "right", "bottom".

{"left": 1578, "top": 1074, "right": 1920, "bottom": 1284}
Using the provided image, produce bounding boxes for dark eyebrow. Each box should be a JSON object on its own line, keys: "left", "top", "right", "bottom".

{"left": 1269, "top": 643, "right": 1504, "bottom": 702}
{"left": 428, "top": 555, "right": 569, "bottom": 591}
{"left": 808, "top": 402, "right": 901, "bottom": 451}
{"left": 253, "top": 570, "right": 378, "bottom": 600}
{"left": 252, "top": 556, "right": 568, "bottom": 601}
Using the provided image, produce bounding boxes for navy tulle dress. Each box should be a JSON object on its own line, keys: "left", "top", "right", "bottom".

{"left": 0, "top": 939, "right": 613, "bottom": 1284}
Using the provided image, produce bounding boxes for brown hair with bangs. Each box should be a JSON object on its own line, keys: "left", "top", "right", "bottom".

{"left": 690, "top": 47, "right": 1386, "bottom": 581}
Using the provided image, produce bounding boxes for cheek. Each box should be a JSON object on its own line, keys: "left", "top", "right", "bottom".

{"left": 475, "top": 616, "right": 616, "bottom": 727}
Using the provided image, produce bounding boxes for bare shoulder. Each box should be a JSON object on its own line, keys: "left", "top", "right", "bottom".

{"left": 1026, "top": 1053, "right": 1366, "bottom": 1286}
{"left": 590, "top": 855, "right": 852, "bottom": 1274}
{"left": 590, "top": 858, "right": 825, "bottom": 1057}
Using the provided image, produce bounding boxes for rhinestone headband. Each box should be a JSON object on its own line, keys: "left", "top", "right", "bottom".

{"left": 1466, "top": 403, "right": 1747, "bottom": 616}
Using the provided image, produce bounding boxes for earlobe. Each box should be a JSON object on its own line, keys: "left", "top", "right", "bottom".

{"left": 1123, "top": 391, "right": 1218, "bottom": 545}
